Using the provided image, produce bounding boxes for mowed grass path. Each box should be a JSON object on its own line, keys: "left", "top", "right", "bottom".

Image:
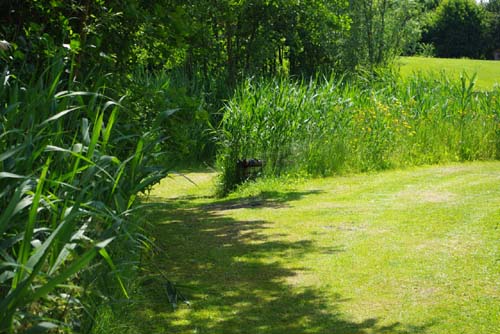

{"left": 122, "top": 162, "right": 500, "bottom": 334}
{"left": 398, "top": 56, "right": 500, "bottom": 90}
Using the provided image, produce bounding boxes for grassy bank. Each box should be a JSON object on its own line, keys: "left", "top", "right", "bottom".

{"left": 398, "top": 56, "right": 500, "bottom": 90}
{"left": 103, "top": 161, "right": 500, "bottom": 334}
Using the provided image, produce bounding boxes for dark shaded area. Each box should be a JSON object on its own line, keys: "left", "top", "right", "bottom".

{"left": 124, "top": 190, "right": 434, "bottom": 334}
{"left": 202, "top": 190, "right": 324, "bottom": 211}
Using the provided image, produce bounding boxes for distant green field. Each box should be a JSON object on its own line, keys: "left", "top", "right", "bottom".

{"left": 398, "top": 56, "right": 500, "bottom": 90}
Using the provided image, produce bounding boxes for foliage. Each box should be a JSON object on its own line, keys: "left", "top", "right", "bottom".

{"left": 424, "top": 0, "right": 487, "bottom": 58}
{"left": 0, "top": 0, "right": 352, "bottom": 84}
{"left": 119, "top": 68, "right": 216, "bottom": 165}
{"left": 0, "top": 57, "right": 167, "bottom": 332}
{"left": 344, "top": 0, "right": 423, "bottom": 67}
{"left": 0, "top": 0, "right": 186, "bottom": 75}
{"left": 413, "top": 42, "right": 436, "bottom": 57}
{"left": 417, "top": 0, "right": 441, "bottom": 11}
{"left": 178, "top": 0, "right": 350, "bottom": 83}
{"left": 484, "top": 0, "right": 500, "bottom": 56}
{"left": 217, "top": 72, "right": 500, "bottom": 194}
{"left": 2, "top": 0, "right": 500, "bottom": 330}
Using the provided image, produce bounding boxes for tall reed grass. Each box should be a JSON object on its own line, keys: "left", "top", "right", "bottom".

{"left": 0, "top": 59, "right": 167, "bottom": 331}
{"left": 217, "top": 72, "right": 500, "bottom": 195}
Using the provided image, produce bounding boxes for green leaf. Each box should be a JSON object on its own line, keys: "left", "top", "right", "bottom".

{"left": 48, "top": 222, "right": 88, "bottom": 275}
{"left": 25, "top": 206, "right": 78, "bottom": 272}
{"left": 28, "top": 238, "right": 114, "bottom": 303}
{"left": 159, "top": 108, "right": 180, "bottom": 120}
{"left": 102, "top": 106, "right": 118, "bottom": 150}
{"left": 55, "top": 91, "right": 100, "bottom": 99}
{"left": 38, "top": 106, "right": 82, "bottom": 127}
{"left": 70, "top": 39, "right": 80, "bottom": 52}
{"left": 88, "top": 112, "right": 104, "bottom": 159}
{"left": 0, "top": 188, "right": 33, "bottom": 234}
{"left": 0, "top": 145, "right": 23, "bottom": 163}
{"left": 0, "top": 172, "right": 25, "bottom": 179}
{"left": 82, "top": 118, "right": 90, "bottom": 145}
{"left": 25, "top": 322, "right": 58, "bottom": 334}
{"left": 99, "top": 248, "right": 129, "bottom": 298}
{"left": 12, "top": 159, "right": 50, "bottom": 287}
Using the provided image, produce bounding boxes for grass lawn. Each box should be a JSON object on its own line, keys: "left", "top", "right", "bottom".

{"left": 106, "top": 162, "right": 500, "bottom": 334}
{"left": 398, "top": 56, "right": 500, "bottom": 90}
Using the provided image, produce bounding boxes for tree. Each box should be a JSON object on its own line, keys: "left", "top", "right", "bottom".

{"left": 178, "top": 0, "right": 350, "bottom": 83}
{"left": 344, "top": 0, "right": 423, "bottom": 68}
{"left": 418, "top": 0, "right": 441, "bottom": 11}
{"left": 0, "top": 0, "right": 189, "bottom": 76}
{"left": 484, "top": 0, "right": 500, "bottom": 58}
{"left": 425, "top": 0, "right": 486, "bottom": 58}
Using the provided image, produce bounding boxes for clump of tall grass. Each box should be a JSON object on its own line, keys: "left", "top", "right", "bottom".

{"left": 217, "top": 72, "right": 500, "bottom": 195}
{"left": 0, "top": 58, "right": 167, "bottom": 331}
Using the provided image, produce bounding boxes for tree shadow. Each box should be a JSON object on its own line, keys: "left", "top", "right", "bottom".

{"left": 201, "top": 190, "right": 324, "bottom": 211}
{"left": 167, "top": 189, "right": 324, "bottom": 210}
{"left": 124, "top": 190, "right": 435, "bottom": 334}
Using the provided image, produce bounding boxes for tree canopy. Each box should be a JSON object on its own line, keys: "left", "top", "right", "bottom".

{"left": 424, "top": 0, "right": 486, "bottom": 58}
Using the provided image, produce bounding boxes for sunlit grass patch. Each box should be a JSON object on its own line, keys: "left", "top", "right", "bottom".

{"left": 105, "top": 161, "right": 500, "bottom": 334}
{"left": 398, "top": 56, "right": 500, "bottom": 90}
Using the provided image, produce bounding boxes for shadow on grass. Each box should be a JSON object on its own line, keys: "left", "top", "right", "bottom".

{"left": 202, "top": 190, "right": 324, "bottom": 211}
{"left": 171, "top": 190, "right": 324, "bottom": 210}
{"left": 125, "top": 190, "right": 434, "bottom": 334}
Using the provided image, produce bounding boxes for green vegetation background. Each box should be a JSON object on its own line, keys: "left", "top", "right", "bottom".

{"left": 1, "top": 0, "right": 499, "bottom": 332}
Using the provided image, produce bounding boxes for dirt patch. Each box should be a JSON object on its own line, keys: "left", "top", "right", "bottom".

{"left": 418, "top": 190, "right": 454, "bottom": 203}
{"left": 396, "top": 189, "right": 455, "bottom": 203}
{"left": 321, "top": 222, "right": 366, "bottom": 232}
{"left": 436, "top": 165, "right": 471, "bottom": 174}
{"left": 415, "top": 236, "right": 479, "bottom": 257}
